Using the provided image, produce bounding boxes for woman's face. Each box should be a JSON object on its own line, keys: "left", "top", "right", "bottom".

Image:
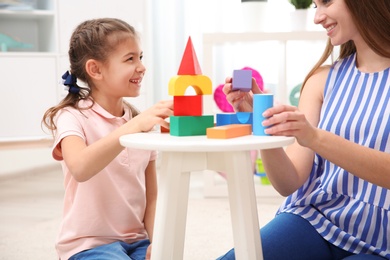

{"left": 313, "top": 0, "right": 359, "bottom": 46}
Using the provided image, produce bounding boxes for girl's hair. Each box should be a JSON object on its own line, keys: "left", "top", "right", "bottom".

{"left": 301, "top": 0, "right": 390, "bottom": 91}
{"left": 42, "top": 18, "right": 140, "bottom": 133}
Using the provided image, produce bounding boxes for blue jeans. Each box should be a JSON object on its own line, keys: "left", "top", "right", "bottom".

{"left": 69, "top": 239, "right": 150, "bottom": 260}
{"left": 217, "top": 213, "right": 386, "bottom": 260}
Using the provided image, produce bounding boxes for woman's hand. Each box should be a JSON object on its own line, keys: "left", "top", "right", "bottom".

{"left": 222, "top": 77, "right": 262, "bottom": 112}
{"left": 262, "top": 104, "right": 318, "bottom": 148}
{"left": 130, "top": 100, "right": 173, "bottom": 132}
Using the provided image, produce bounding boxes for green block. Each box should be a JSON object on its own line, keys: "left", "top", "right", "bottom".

{"left": 170, "top": 115, "right": 214, "bottom": 136}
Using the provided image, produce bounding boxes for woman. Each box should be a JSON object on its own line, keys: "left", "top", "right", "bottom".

{"left": 218, "top": 0, "right": 390, "bottom": 259}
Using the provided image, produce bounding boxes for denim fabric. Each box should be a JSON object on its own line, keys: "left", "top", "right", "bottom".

{"left": 69, "top": 239, "right": 150, "bottom": 260}
{"left": 216, "top": 213, "right": 386, "bottom": 260}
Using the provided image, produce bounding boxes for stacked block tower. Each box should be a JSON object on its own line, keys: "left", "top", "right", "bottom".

{"left": 168, "top": 37, "right": 214, "bottom": 136}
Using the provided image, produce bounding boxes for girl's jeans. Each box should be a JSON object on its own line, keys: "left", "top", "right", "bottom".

{"left": 69, "top": 239, "right": 150, "bottom": 260}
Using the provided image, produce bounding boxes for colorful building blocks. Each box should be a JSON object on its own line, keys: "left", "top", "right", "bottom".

{"left": 173, "top": 95, "right": 202, "bottom": 116}
{"left": 232, "top": 69, "right": 252, "bottom": 92}
{"left": 177, "top": 36, "right": 202, "bottom": 75}
{"left": 207, "top": 124, "right": 252, "bottom": 139}
{"left": 168, "top": 75, "right": 212, "bottom": 96}
{"left": 170, "top": 116, "right": 214, "bottom": 136}
{"left": 168, "top": 36, "right": 214, "bottom": 136}
{"left": 253, "top": 94, "right": 273, "bottom": 136}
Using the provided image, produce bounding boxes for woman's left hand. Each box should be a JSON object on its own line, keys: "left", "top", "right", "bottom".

{"left": 262, "top": 104, "right": 317, "bottom": 148}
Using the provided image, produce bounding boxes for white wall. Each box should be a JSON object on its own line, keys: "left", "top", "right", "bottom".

{"left": 2, "top": 0, "right": 329, "bottom": 176}
{"left": 149, "top": 0, "right": 326, "bottom": 104}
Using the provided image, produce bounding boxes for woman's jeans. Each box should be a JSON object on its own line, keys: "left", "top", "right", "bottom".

{"left": 216, "top": 213, "right": 386, "bottom": 260}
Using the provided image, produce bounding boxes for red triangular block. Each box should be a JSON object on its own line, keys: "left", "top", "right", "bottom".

{"left": 177, "top": 37, "right": 202, "bottom": 75}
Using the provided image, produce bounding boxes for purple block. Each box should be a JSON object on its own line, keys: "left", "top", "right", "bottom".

{"left": 232, "top": 70, "right": 252, "bottom": 92}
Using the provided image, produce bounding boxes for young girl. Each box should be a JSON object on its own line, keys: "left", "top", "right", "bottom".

{"left": 42, "top": 18, "right": 173, "bottom": 260}
{"left": 219, "top": 0, "right": 390, "bottom": 259}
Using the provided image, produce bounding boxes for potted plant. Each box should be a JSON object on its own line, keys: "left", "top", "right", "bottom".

{"left": 289, "top": 0, "right": 312, "bottom": 9}
{"left": 241, "top": 0, "right": 269, "bottom": 31}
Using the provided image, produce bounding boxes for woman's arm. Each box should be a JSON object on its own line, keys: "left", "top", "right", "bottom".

{"left": 264, "top": 66, "right": 390, "bottom": 190}
{"left": 260, "top": 66, "right": 328, "bottom": 196}
{"left": 308, "top": 128, "right": 390, "bottom": 189}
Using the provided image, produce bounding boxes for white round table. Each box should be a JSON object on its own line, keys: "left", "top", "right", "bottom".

{"left": 120, "top": 132, "right": 294, "bottom": 260}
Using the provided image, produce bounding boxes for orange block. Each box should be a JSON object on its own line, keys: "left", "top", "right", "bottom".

{"left": 177, "top": 36, "right": 202, "bottom": 75}
{"left": 207, "top": 124, "right": 252, "bottom": 139}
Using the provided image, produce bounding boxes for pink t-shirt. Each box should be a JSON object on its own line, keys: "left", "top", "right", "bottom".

{"left": 52, "top": 99, "right": 156, "bottom": 260}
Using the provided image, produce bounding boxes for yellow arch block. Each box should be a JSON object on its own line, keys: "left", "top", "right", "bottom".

{"left": 168, "top": 75, "right": 212, "bottom": 96}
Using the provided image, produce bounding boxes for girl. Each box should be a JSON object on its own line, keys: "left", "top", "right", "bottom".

{"left": 218, "top": 0, "right": 390, "bottom": 259}
{"left": 42, "top": 18, "right": 173, "bottom": 260}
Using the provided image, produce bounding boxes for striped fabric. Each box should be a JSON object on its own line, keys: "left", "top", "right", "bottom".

{"left": 278, "top": 53, "right": 390, "bottom": 258}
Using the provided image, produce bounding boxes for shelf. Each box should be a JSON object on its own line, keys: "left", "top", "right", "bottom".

{"left": 203, "top": 31, "right": 327, "bottom": 44}
{"left": 0, "top": 0, "right": 57, "bottom": 53}
{"left": 0, "top": 9, "right": 55, "bottom": 19}
{"left": 0, "top": 136, "right": 53, "bottom": 150}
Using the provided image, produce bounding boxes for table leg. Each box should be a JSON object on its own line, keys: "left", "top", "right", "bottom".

{"left": 151, "top": 152, "right": 190, "bottom": 260}
{"left": 215, "top": 151, "right": 264, "bottom": 260}
{"left": 151, "top": 152, "right": 206, "bottom": 260}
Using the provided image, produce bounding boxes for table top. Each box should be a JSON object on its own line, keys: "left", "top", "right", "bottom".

{"left": 120, "top": 132, "right": 294, "bottom": 152}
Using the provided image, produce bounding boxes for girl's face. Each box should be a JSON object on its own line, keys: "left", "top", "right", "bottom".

{"left": 313, "top": 0, "right": 359, "bottom": 46}
{"left": 99, "top": 35, "right": 146, "bottom": 99}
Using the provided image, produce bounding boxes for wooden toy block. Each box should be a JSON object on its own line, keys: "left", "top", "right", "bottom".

{"left": 170, "top": 115, "right": 214, "bottom": 136}
{"left": 168, "top": 75, "right": 212, "bottom": 96}
{"left": 236, "top": 112, "right": 253, "bottom": 124}
{"left": 232, "top": 69, "right": 252, "bottom": 92}
{"left": 207, "top": 124, "right": 252, "bottom": 139}
{"left": 216, "top": 112, "right": 252, "bottom": 126}
{"left": 253, "top": 94, "right": 273, "bottom": 136}
{"left": 177, "top": 36, "right": 202, "bottom": 75}
{"left": 160, "top": 125, "right": 169, "bottom": 133}
{"left": 216, "top": 113, "right": 240, "bottom": 126}
{"left": 174, "top": 95, "right": 202, "bottom": 116}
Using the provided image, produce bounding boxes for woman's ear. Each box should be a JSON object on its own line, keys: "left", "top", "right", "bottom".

{"left": 85, "top": 59, "right": 102, "bottom": 80}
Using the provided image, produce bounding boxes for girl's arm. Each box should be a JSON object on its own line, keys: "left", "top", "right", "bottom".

{"left": 260, "top": 66, "right": 328, "bottom": 196}
{"left": 61, "top": 100, "right": 173, "bottom": 182}
{"left": 144, "top": 160, "right": 157, "bottom": 259}
{"left": 144, "top": 160, "right": 157, "bottom": 243}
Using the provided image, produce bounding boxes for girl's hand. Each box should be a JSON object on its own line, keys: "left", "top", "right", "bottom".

{"left": 130, "top": 100, "right": 173, "bottom": 132}
{"left": 262, "top": 104, "right": 317, "bottom": 148}
{"left": 222, "top": 76, "right": 262, "bottom": 112}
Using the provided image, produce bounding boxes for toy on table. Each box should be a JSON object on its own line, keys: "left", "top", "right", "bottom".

{"left": 0, "top": 33, "right": 33, "bottom": 52}
{"left": 232, "top": 69, "right": 252, "bottom": 92}
{"left": 208, "top": 67, "right": 273, "bottom": 139}
{"left": 167, "top": 36, "right": 214, "bottom": 136}
{"left": 213, "top": 67, "right": 264, "bottom": 113}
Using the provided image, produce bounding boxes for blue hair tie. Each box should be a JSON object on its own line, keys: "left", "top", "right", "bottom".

{"left": 62, "top": 71, "right": 80, "bottom": 94}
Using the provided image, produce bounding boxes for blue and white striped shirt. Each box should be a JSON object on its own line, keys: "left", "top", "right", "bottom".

{"left": 279, "top": 53, "right": 390, "bottom": 258}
